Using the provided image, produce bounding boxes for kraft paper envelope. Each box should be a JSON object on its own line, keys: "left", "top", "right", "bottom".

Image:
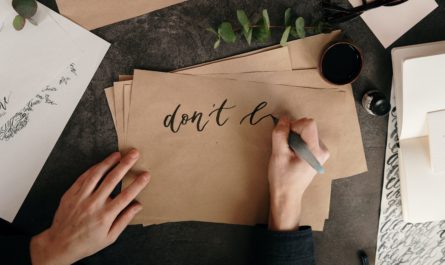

{"left": 178, "top": 46, "right": 293, "bottom": 75}
{"left": 176, "top": 30, "right": 340, "bottom": 74}
{"left": 107, "top": 80, "right": 332, "bottom": 230}
{"left": 111, "top": 73, "right": 364, "bottom": 229}
{"left": 104, "top": 87, "right": 116, "bottom": 127}
{"left": 124, "top": 70, "right": 346, "bottom": 228}
{"left": 123, "top": 83, "right": 132, "bottom": 139}
{"left": 56, "top": 0, "right": 186, "bottom": 30}
{"left": 113, "top": 80, "right": 133, "bottom": 149}
{"left": 107, "top": 84, "right": 331, "bottom": 231}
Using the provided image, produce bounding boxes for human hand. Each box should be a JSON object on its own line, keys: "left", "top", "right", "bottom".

{"left": 30, "top": 149, "right": 149, "bottom": 265}
{"left": 268, "top": 117, "right": 329, "bottom": 231}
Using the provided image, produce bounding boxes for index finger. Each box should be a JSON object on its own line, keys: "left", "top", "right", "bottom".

{"left": 94, "top": 149, "right": 140, "bottom": 201}
{"left": 290, "top": 118, "right": 320, "bottom": 151}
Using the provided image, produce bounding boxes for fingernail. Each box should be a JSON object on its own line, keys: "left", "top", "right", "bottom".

{"left": 140, "top": 173, "right": 150, "bottom": 182}
{"left": 279, "top": 116, "right": 288, "bottom": 126}
{"left": 128, "top": 149, "right": 139, "bottom": 159}
{"left": 134, "top": 204, "right": 143, "bottom": 212}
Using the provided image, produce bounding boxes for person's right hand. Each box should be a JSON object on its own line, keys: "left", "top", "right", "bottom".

{"left": 267, "top": 117, "right": 330, "bottom": 231}
{"left": 30, "top": 149, "right": 149, "bottom": 265}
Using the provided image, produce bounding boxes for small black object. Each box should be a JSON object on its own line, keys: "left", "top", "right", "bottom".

{"left": 358, "top": 250, "right": 369, "bottom": 265}
{"left": 362, "top": 90, "right": 390, "bottom": 116}
{"left": 320, "top": 42, "right": 363, "bottom": 85}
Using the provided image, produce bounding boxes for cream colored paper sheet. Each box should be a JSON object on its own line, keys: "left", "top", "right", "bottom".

{"left": 56, "top": 0, "right": 186, "bottom": 30}
{"left": 125, "top": 70, "right": 346, "bottom": 229}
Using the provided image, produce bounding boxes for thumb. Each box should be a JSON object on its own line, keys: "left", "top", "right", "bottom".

{"left": 271, "top": 116, "right": 291, "bottom": 155}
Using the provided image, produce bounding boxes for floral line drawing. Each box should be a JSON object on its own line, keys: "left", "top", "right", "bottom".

{"left": 0, "top": 63, "right": 77, "bottom": 141}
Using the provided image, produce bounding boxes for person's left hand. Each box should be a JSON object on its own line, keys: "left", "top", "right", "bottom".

{"left": 30, "top": 149, "right": 149, "bottom": 265}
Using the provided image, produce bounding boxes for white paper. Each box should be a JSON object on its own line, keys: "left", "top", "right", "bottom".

{"left": 427, "top": 110, "right": 445, "bottom": 174}
{"left": 0, "top": 1, "right": 82, "bottom": 123}
{"left": 391, "top": 40, "right": 445, "bottom": 140}
{"left": 402, "top": 54, "right": 445, "bottom": 139}
{"left": 349, "top": 0, "right": 437, "bottom": 48}
{"left": 0, "top": 3, "right": 110, "bottom": 222}
{"left": 375, "top": 88, "right": 445, "bottom": 265}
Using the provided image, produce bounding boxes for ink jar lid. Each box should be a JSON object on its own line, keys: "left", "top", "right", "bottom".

{"left": 362, "top": 90, "right": 390, "bottom": 116}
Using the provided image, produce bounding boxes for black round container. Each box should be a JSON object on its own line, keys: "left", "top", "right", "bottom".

{"left": 361, "top": 90, "right": 390, "bottom": 116}
{"left": 320, "top": 42, "right": 363, "bottom": 85}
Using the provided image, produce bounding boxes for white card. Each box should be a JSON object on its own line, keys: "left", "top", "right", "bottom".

{"left": 427, "top": 110, "right": 445, "bottom": 174}
{"left": 0, "top": 3, "right": 109, "bottom": 222}
{"left": 0, "top": 1, "right": 82, "bottom": 124}
{"left": 349, "top": 0, "right": 437, "bottom": 48}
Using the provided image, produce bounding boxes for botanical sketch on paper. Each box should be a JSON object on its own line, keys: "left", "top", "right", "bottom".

{"left": 0, "top": 63, "right": 77, "bottom": 141}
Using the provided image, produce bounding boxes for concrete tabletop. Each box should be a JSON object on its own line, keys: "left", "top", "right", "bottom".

{"left": 14, "top": 0, "right": 445, "bottom": 264}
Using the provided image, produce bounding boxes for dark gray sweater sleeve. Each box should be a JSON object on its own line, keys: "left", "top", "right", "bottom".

{"left": 256, "top": 226, "right": 315, "bottom": 265}
{"left": 0, "top": 219, "right": 33, "bottom": 265}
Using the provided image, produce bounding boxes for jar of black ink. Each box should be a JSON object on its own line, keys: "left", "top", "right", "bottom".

{"left": 361, "top": 90, "right": 390, "bottom": 116}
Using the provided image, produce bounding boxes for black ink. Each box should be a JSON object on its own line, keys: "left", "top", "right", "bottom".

{"left": 208, "top": 99, "right": 236, "bottom": 126}
{"left": 0, "top": 62, "right": 77, "bottom": 141}
{"left": 0, "top": 96, "right": 8, "bottom": 111}
{"left": 164, "top": 104, "right": 209, "bottom": 133}
{"left": 240, "top": 101, "right": 272, "bottom": 125}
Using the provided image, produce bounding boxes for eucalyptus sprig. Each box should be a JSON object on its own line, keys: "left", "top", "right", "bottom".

{"left": 12, "top": 0, "right": 38, "bottom": 31}
{"left": 207, "top": 8, "right": 334, "bottom": 49}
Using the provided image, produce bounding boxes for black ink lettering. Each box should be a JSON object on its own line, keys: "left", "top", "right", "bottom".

{"left": 164, "top": 104, "right": 181, "bottom": 133}
{"left": 164, "top": 104, "right": 210, "bottom": 133}
{"left": 240, "top": 101, "right": 272, "bottom": 125}
{"left": 208, "top": 99, "right": 236, "bottom": 126}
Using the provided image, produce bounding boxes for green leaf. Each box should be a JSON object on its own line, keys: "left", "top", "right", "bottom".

{"left": 12, "top": 0, "right": 37, "bottom": 19}
{"left": 243, "top": 28, "right": 253, "bottom": 45}
{"left": 13, "top": 15, "right": 25, "bottom": 31}
{"left": 218, "top": 22, "right": 236, "bottom": 43}
{"left": 206, "top": 27, "right": 218, "bottom": 36}
{"left": 295, "top": 17, "right": 306, "bottom": 38}
{"left": 213, "top": 39, "right": 221, "bottom": 49}
{"left": 280, "top": 26, "right": 291, "bottom": 46}
{"left": 262, "top": 9, "right": 270, "bottom": 29}
{"left": 253, "top": 25, "right": 270, "bottom": 43}
{"left": 284, "top": 8, "right": 291, "bottom": 27}
{"left": 237, "top": 10, "right": 250, "bottom": 33}
{"left": 289, "top": 27, "right": 298, "bottom": 38}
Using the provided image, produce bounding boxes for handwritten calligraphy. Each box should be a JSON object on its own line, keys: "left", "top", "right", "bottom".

{"left": 163, "top": 99, "right": 272, "bottom": 133}
{"left": 376, "top": 106, "right": 445, "bottom": 265}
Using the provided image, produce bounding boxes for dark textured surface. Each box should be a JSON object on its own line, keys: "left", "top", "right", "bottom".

{"left": 12, "top": 0, "right": 445, "bottom": 264}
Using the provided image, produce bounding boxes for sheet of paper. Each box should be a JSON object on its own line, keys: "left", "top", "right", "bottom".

{"left": 104, "top": 87, "right": 116, "bottom": 127}
{"left": 391, "top": 40, "right": 445, "bottom": 140}
{"left": 375, "top": 89, "right": 445, "bottom": 265}
{"left": 123, "top": 83, "right": 132, "bottom": 142}
{"left": 205, "top": 70, "right": 367, "bottom": 180}
{"left": 113, "top": 81, "right": 132, "bottom": 149}
{"left": 124, "top": 70, "right": 346, "bottom": 228}
{"left": 109, "top": 71, "right": 338, "bottom": 228}
{"left": 427, "top": 110, "right": 445, "bottom": 174}
{"left": 56, "top": 0, "right": 186, "bottom": 30}
{"left": 176, "top": 31, "right": 341, "bottom": 73}
{"left": 349, "top": 0, "right": 437, "bottom": 48}
{"left": 401, "top": 54, "right": 445, "bottom": 139}
{"left": 0, "top": 4, "right": 110, "bottom": 222}
{"left": 0, "top": 1, "right": 81, "bottom": 124}
{"left": 178, "top": 47, "right": 292, "bottom": 75}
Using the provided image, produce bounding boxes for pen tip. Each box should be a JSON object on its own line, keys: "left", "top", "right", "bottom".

{"left": 271, "top": 115, "right": 279, "bottom": 125}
